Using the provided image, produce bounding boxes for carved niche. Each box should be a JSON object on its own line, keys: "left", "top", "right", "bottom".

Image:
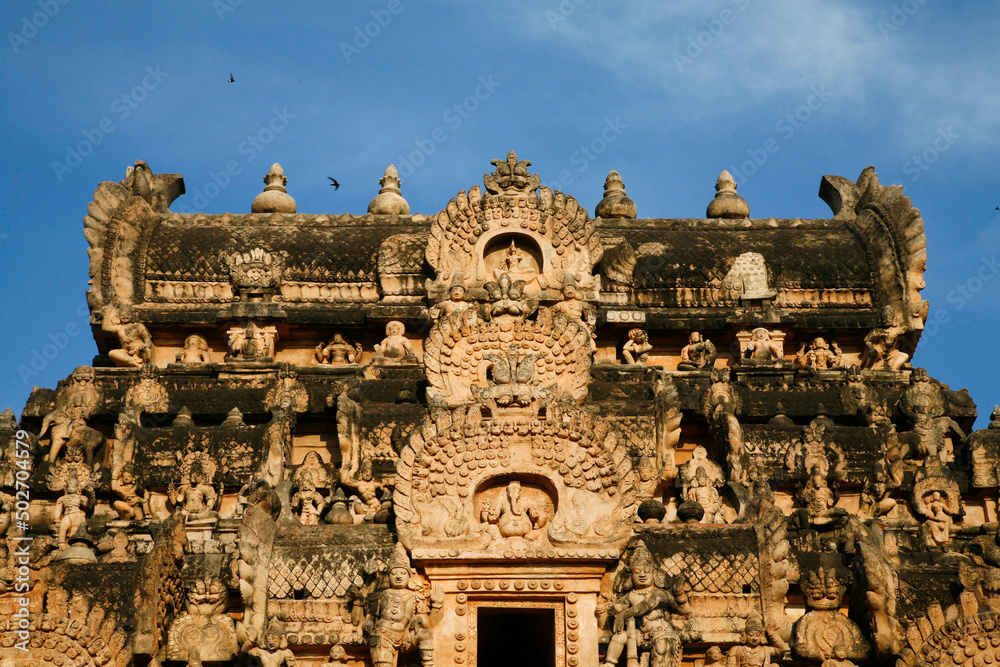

{"left": 424, "top": 151, "right": 603, "bottom": 302}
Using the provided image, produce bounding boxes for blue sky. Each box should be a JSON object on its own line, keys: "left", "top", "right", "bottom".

{"left": 1, "top": 1, "right": 998, "bottom": 424}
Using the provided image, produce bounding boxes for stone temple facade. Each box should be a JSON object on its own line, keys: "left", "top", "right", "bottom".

{"left": 2, "top": 152, "right": 999, "bottom": 667}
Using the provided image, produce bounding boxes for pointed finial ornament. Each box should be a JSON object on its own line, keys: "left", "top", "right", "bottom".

{"left": 706, "top": 170, "right": 749, "bottom": 219}
{"left": 252, "top": 163, "right": 296, "bottom": 213}
{"left": 595, "top": 170, "right": 637, "bottom": 218}
{"left": 368, "top": 164, "right": 410, "bottom": 215}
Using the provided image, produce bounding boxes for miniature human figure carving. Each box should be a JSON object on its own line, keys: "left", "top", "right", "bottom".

{"left": 228, "top": 321, "right": 276, "bottom": 360}
{"left": 704, "top": 646, "right": 725, "bottom": 667}
{"left": 315, "top": 333, "right": 363, "bottom": 365}
{"left": 111, "top": 463, "right": 148, "bottom": 520}
{"left": 170, "top": 465, "right": 220, "bottom": 520}
{"left": 428, "top": 280, "right": 471, "bottom": 325}
{"left": 862, "top": 306, "right": 910, "bottom": 370}
{"left": 364, "top": 544, "right": 444, "bottom": 667}
{"left": 481, "top": 480, "right": 549, "bottom": 538}
{"left": 248, "top": 635, "right": 297, "bottom": 667}
{"left": 104, "top": 304, "right": 153, "bottom": 367}
{"left": 177, "top": 334, "right": 211, "bottom": 364}
{"left": 551, "top": 276, "right": 597, "bottom": 354}
{"left": 374, "top": 321, "right": 416, "bottom": 361}
{"left": 622, "top": 329, "right": 653, "bottom": 365}
{"left": 725, "top": 613, "right": 788, "bottom": 667}
{"left": 351, "top": 460, "right": 382, "bottom": 520}
{"left": 321, "top": 645, "right": 349, "bottom": 667}
{"left": 493, "top": 238, "right": 536, "bottom": 283}
{"left": 53, "top": 475, "right": 88, "bottom": 548}
{"left": 686, "top": 467, "right": 724, "bottom": 524}
{"left": 677, "top": 332, "right": 718, "bottom": 370}
{"left": 603, "top": 542, "right": 691, "bottom": 667}
{"left": 796, "top": 337, "right": 843, "bottom": 370}
{"left": 40, "top": 365, "right": 100, "bottom": 463}
{"left": 922, "top": 490, "right": 953, "bottom": 546}
{"left": 821, "top": 644, "right": 857, "bottom": 667}
{"left": 742, "top": 328, "right": 781, "bottom": 363}
{"left": 291, "top": 475, "right": 325, "bottom": 525}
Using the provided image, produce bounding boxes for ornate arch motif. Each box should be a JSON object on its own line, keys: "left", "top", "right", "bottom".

{"left": 394, "top": 403, "right": 637, "bottom": 553}
{"left": 425, "top": 151, "right": 603, "bottom": 300}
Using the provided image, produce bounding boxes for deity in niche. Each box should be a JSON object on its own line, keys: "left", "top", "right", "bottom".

{"left": 428, "top": 275, "right": 472, "bottom": 325}
{"left": 104, "top": 304, "right": 154, "bottom": 367}
{"left": 480, "top": 479, "right": 550, "bottom": 539}
{"left": 796, "top": 337, "right": 843, "bottom": 370}
{"left": 177, "top": 334, "right": 212, "bottom": 364}
{"left": 54, "top": 474, "right": 89, "bottom": 547}
{"left": 677, "top": 332, "right": 718, "bottom": 370}
{"left": 603, "top": 541, "right": 692, "bottom": 667}
{"left": 742, "top": 328, "right": 782, "bottom": 363}
{"left": 291, "top": 475, "right": 326, "bottom": 525}
{"left": 170, "top": 464, "right": 220, "bottom": 520}
{"left": 491, "top": 237, "right": 538, "bottom": 285}
{"left": 725, "top": 612, "right": 788, "bottom": 667}
{"left": 374, "top": 321, "right": 418, "bottom": 362}
{"left": 685, "top": 467, "right": 724, "bottom": 524}
{"left": 622, "top": 328, "right": 653, "bottom": 365}
{"left": 315, "top": 333, "right": 363, "bottom": 365}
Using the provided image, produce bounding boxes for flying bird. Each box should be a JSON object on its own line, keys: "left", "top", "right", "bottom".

{"left": 328, "top": 178, "right": 340, "bottom": 189}
{"left": 228, "top": 73, "right": 235, "bottom": 83}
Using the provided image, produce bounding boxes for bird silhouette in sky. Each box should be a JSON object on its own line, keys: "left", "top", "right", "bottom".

{"left": 228, "top": 74, "right": 235, "bottom": 83}
{"left": 328, "top": 178, "right": 340, "bottom": 189}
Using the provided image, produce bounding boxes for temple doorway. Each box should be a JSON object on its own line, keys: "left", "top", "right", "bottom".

{"left": 477, "top": 607, "right": 555, "bottom": 667}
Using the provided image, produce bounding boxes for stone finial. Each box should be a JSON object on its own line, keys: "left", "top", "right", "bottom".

{"left": 706, "top": 170, "right": 749, "bottom": 219}
{"left": 252, "top": 163, "right": 296, "bottom": 214}
{"left": 595, "top": 170, "right": 637, "bottom": 218}
{"left": 368, "top": 165, "right": 410, "bottom": 215}
{"left": 990, "top": 405, "right": 1000, "bottom": 429}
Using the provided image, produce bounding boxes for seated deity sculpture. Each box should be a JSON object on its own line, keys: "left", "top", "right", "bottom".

{"left": 742, "top": 328, "right": 782, "bottom": 364}
{"left": 677, "top": 331, "right": 717, "bottom": 370}
{"left": 493, "top": 238, "right": 536, "bottom": 285}
{"left": 111, "top": 463, "right": 148, "bottom": 520}
{"left": 315, "top": 333, "right": 363, "bottom": 365}
{"left": 170, "top": 466, "right": 220, "bottom": 521}
{"left": 104, "top": 305, "right": 154, "bottom": 367}
{"left": 622, "top": 328, "right": 653, "bottom": 365}
{"left": 481, "top": 480, "right": 549, "bottom": 539}
{"left": 796, "top": 337, "right": 843, "bottom": 370}
{"left": 177, "top": 334, "right": 212, "bottom": 364}
{"left": 428, "top": 279, "right": 471, "bottom": 325}
{"left": 374, "top": 321, "right": 417, "bottom": 362}
{"left": 725, "top": 613, "right": 788, "bottom": 667}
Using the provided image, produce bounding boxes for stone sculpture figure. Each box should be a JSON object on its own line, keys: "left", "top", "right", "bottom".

{"left": 291, "top": 476, "right": 325, "bottom": 525}
{"left": 726, "top": 613, "right": 788, "bottom": 667}
{"left": 685, "top": 467, "right": 724, "bottom": 524}
{"left": 704, "top": 646, "right": 725, "bottom": 667}
{"left": 227, "top": 321, "right": 276, "bottom": 361}
{"left": 493, "top": 238, "right": 536, "bottom": 284}
{"left": 481, "top": 480, "right": 549, "bottom": 539}
{"left": 861, "top": 306, "right": 910, "bottom": 370}
{"left": 551, "top": 277, "right": 596, "bottom": 332}
{"left": 798, "top": 465, "right": 846, "bottom": 527}
{"left": 428, "top": 279, "right": 471, "bottom": 325}
{"left": 374, "top": 321, "right": 417, "bottom": 361}
{"left": 820, "top": 645, "right": 857, "bottom": 667}
{"left": 176, "top": 334, "right": 212, "bottom": 364}
{"left": 315, "top": 333, "right": 363, "bottom": 365}
{"left": 124, "top": 363, "right": 170, "bottom": 415}
{"left": 320, "top": 645, "right": 349, "bottom": 667}
{"left": 921, "top": 491, "right": 953, "bottom": 546}
{"left": 364, "top": 543, "right": 444, "bottom": 667}
{"left": 742, "top": 328, "right": 782, "bottom": 364}
{"left": 793, "top": 566, "right": 869, "bottom": 661}
{"left": 39, "top": 365, "right": 100, "bottom": 463}
{"left": 603, "top": 542, "right": 692, "bottom": 667}
{"left": 53, "top": 474, "right": 88, "bottom": 548}
{"left": 111, "top": 462, "right": 148, "bottom": 520}
{"left": 170, "top": 466, "right": 220, "bottom": 520}
{"left": 248, "top": 635, "right": 298, "bottom": 667}
{"left": 351, "top": 460, "right": 382, "bottom": 520}
{"left": 622, "top": 328, "right": 653, "bottom": 365}
{"left": 796, "top": 337, "right": 843, "bottom": 370}
{"left": 104, "top": 304, "right": 154, "bottom": 367}
{"left": 677, "top": 332, "right": 718, "bottom": 370}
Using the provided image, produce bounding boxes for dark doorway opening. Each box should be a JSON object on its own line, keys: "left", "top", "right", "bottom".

{"left": 477, "top": 607, "right": 555, "bottom": 667}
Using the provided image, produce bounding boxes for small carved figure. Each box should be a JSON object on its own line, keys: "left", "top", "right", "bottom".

{"left": 248, "top": 635, "right": 297, "bottom": 667}
{"left": 170, "top": 466, "right": 220, "bottom": 520}
{"left": 39, "top": 365, "right": 100, "bottom": 463}
{"left": 603, "top": 542, "right": 691, "bottom": 667}
{"left": 104, "top": 530, "right": 131, "bottom": 563}
{"left": 483, "top": 272, "right": 533, "bottom": 320}
{"left": 551, "top": 278, "right": 596, "bottom": 332}
{"left": 912, "top": 466, "right": 961, "bottom": 548}
{"left": 351, "top": 460, "right": 382, "bottom": 520}
{"left": 176, "top": 334, "right": 212, "bottom": 364}
{"left": 364, "top": 544, "right": 444, "bottom": 667}
{"left": 726, "top": 613, "right": 788, "bottom": 667}
{"left": 704, "top": 645, "right": 725, "bottom": 667}
{"left": 111, "top": 463, "right": 148, "bottom": 520}
{"left": 742, "top": 328, "right": 782, "bottom": 363}
{"left": 622, "top": 329, "right": 653, "bottom": 365}
{"left": 53, "top": 475, "right": 89, "bottom": 548}
{"left": 796, "top": 337, "right": 843, "bottom": 370}
{"left": 293, "top": 451, "right": 331, "bottom": 492}
{"left": 859, "top": 473, "right": 896, "bottom": 519}
{"left": 922, "top": 490, "right": 953, "bottom": 546}
{"left": 793, "top": 567, "right": 869, "bottom": 660}
{"left": 104, "top": 304, "right": 154, "bottom": 367}
{"left": 861, "top": 306, "right": 910, "bottom": 370}
{"left": 821, "top": 645, "right": 857, "bottom": 667}
{"left": 374, "top": 321, "right": 416, "bottom": 361}
{"left": 227, "top": 321, "right": 276, "bottom": 361}
{"left": 291, "top": 476, "right": 326, "bottom": 525}
{"left": 677, "top": 332, "right": 717, "bottom": 370}
{"left": 124, "top": 363, "right": 170, "bottom": 415}
{"left": 797, "top": 466, "right": 847, "bottom": 528}
{"left": 493, "top": 238, "right": 536, "bottom": 284}
{"left": 428, "top": 281, "right": 471, "bottom": 325}
{"left": 321, "top": 645, "right": 349, "bottom": 667}
{"left": 315, "top": 333, "right": 363, "bottom": 365}
{"left": 481, "top": 480, "right": 549, "bottom": 538}
{"left": 685, "top": 467, "right": 724, "bottom": 524}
